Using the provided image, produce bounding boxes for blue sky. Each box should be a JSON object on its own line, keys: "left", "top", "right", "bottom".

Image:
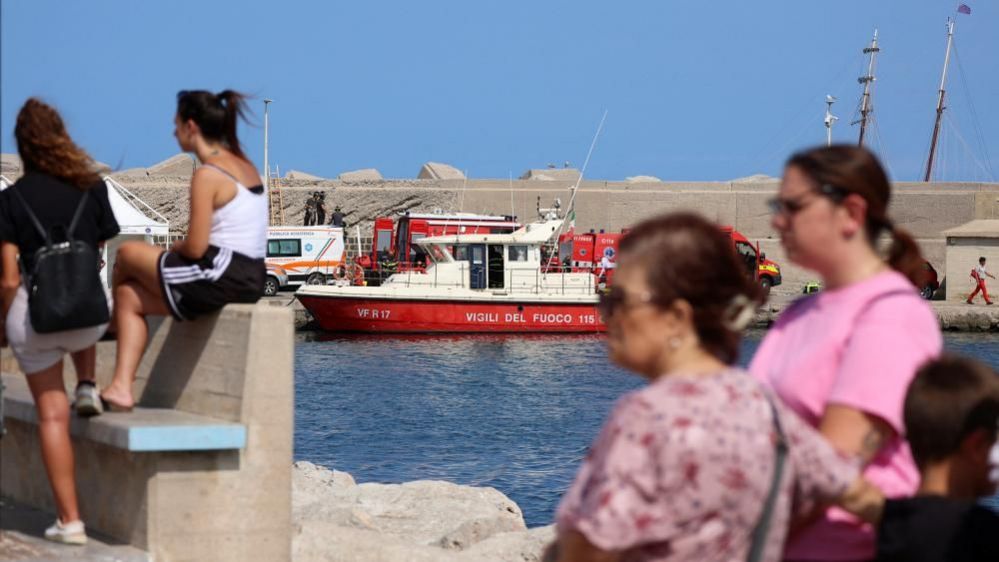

{"left": 2, "top": 1, "right": 996, "bottom": 182}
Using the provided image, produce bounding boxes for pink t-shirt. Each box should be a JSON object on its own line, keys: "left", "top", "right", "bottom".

{"left": 749, "top": 270, "right": 942, "bottom": 561}
{"left": 556, "top": 369, "right": 859, "bottom": 562}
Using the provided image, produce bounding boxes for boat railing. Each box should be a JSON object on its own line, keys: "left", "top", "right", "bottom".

{"left": 380, "top": 261, "right": 602, "bottom": 295}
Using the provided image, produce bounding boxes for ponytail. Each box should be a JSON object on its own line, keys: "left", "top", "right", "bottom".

{"left": 887, "top": 224, "right": 928, "bottom": 288}
{"left": 216, "top": 90, "right": 249, "bottom": 159}
{"left": 176, "top": 89, "right": 251, "bottom": 160}
{"left": 787, "top": 146, "right": 930, "bottom": 289}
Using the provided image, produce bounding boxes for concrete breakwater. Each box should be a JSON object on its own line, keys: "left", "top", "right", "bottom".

{"left": 3, "top": 153, "right": 997, "bottom": 297}
{"left": 292, "top": 461, "right": 553, "bottom": 562}
{"left": 109, "top": 174, "right": 999, "bottom": 298}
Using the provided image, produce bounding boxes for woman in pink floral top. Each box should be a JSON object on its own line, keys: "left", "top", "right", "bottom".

{"left": 549, "top": 213, "right": 883, "bottom": 562}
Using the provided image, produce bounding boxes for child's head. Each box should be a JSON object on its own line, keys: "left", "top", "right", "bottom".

{"left": 905, "top": 355, "right": 999, "bottom": 497}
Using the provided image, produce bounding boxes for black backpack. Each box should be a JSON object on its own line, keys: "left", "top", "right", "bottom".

{"left": 11, "top": 188, "right": 110, "bottom": 333}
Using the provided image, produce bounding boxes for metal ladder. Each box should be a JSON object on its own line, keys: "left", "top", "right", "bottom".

{"left": 268, "top": 165, "right": 284, "bottom": 225}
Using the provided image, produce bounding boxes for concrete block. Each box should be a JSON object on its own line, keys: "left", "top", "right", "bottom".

{"left": 1, "top": 302, "right": 294, "bottom": 561}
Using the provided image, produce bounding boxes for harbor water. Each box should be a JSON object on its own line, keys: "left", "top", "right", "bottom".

{"left": 294, "top": 332, "right": 999, "bottom": 527}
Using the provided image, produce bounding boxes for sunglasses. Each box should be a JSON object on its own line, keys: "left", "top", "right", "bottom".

{"left": 597, "top": 287, "right": 654, "bottom": 320}
{"left": 767, "top": 184, "right": 847, "bottom": 216}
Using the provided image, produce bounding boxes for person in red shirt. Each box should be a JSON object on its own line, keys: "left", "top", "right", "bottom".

{"left": 966, "top": 256, "right": 995, "bottom": 305}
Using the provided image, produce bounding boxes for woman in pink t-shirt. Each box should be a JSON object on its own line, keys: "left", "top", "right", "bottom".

{"left": 750, "top": 145, "right": 942, "bottom": 561}
{"left": 548, "top": 213, "right": 884, "bottom": 562}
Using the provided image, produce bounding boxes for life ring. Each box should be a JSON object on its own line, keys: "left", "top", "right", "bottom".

{"left": 348, "top": 263, "right": 365, "bottom": 286}
{"left": 332, "top": 263, "right": 365, "bottom": 286}
{"left": 332, "top": 265, "right": 349, "bottom": 282}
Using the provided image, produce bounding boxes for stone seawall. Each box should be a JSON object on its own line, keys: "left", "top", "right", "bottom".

{"left": 116, "top": 176, "right": 998, "bottom": 296}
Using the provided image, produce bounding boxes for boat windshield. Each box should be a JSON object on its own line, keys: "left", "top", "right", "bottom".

{"left": 424, "top": 243, "right": 452, "bottom": 263}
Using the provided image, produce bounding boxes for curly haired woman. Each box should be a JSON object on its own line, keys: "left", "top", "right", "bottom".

{"left": 0, "top": 98, "right": 120, "bottom": 544}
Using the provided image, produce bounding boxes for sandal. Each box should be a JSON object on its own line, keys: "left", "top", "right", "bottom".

{"left": 99, "top": 395, "right": 134, "bottom": 413}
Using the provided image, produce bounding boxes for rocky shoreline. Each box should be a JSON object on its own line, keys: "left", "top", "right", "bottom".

{"left": 292, "top": 461, "right": 553, "bottom": 562}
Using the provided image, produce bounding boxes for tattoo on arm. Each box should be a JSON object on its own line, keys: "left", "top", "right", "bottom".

{"left": 860, "top": 428, "right": 885, "bottom": 462}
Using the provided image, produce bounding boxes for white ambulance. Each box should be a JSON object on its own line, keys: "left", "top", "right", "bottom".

{"left": 265, "top": 226, "right": 345, "bottom": 295}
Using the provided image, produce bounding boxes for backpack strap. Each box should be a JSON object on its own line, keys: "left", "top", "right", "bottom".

{"left": 10, "top": 187, "right": 92, "bottom": 246}
{"left": 746, "top": 392, "right": 789, "bottom": 562}
{"left": 9, "top": 188, "right": 52, "bottom": 246}
{"left": 66, "top": 190, "right": 93, "bottom": 240}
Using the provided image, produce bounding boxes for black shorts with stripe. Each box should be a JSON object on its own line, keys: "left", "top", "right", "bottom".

{"left": 158, "top": 245, "right": 265, "bottom": 321}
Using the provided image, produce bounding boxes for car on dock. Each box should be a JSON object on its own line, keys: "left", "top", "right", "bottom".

{"left": 920, "top": 261, "right": 940, "bottom": 300}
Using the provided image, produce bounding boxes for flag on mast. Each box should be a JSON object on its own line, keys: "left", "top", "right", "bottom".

{"left": 567, "top": 209, "right": 576, "bottom": 233}
{"left": 957, "top": 3, "right": 971, "bottom": 14}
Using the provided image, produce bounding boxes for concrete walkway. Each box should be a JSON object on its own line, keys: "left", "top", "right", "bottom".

{"left": 0, "top": 497, "right": 148, "bottom": 562}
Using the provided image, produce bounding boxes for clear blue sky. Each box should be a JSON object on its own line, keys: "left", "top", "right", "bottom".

{"left": 2, "top": 1, "right": 996, "bottom": 182}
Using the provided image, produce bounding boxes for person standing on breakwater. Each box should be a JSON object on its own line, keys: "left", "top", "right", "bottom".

{"left": 100, "top": 90, "right": 267, "bottom": 411}
{"left": 967, "top": 256, "right": 994, "bottom": 305}
{"left": 0, "top": 98, "right": 121, "bottom": 545}
{"left": 548, "top": 213, "right": 884, "bottom": 562}
{"left": 330, "top": 205, "right": 345, "bottom": 228}
{"left": 750, "top": 145, "right": 942, "bottom": 561}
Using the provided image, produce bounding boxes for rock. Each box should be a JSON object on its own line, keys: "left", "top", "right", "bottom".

{"left": 418, "top": 162, "right": 465, "bottom": 180}
{"left": 436, "top": 516, "right": 525, "bottom": 551}
{"left": 113, "top": 167, "right": 150, "bottom": 177}
{"left": 338, "top": 168, "right": 383, "bottom": 181}
{"left": 519, "top": 169, "right": 580, "bottom": 182}
{"left": 294, "top": 521, "right": 465, "bottom": 562}
{"left": 1, "top": 153, "right": 21, "bottom": 175}
{"left": 147, "top": 153, "right": 196, "bottom": 177}
{"left": 94, "top": 160, "right": 112, "bottom": 175}
{"left": 731, "top": 173, "right": 774, "bottom": 183}
{"left": 286, "top": 169, "right": 324, "bottom": 180}
{"left": 291, "top": 462, "right": 529, "bottom": 560}
{"left": 460, "top": 525, "right": 556, "bottom": 562}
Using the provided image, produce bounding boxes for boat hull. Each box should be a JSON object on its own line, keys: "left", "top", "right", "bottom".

{"left": 297, "top": 295, "right": 605, "bottom": 333}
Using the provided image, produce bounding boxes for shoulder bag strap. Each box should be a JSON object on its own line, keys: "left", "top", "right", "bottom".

{"left": 746, "top": 393, "right": 789, "bottom": 562}
{"left": 9, "top": 188, "right": 52, "bottom": 246}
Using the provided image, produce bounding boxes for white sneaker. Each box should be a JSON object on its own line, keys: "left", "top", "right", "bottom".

{"left": 44, "top": 519, "right": 87, "bottom": 545}
{"left": 74, "top": 382, "right": 103, "bottom": 417}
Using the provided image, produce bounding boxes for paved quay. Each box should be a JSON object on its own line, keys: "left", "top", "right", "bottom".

{"left": 0, "top": 497, "right": 149, "bottom": 562}
{"left": 754, "top": 293, "right": 999, "bottom": 331}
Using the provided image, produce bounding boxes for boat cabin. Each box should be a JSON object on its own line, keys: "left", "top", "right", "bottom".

{"left": 381, "top": 219, "right": 597, "bottom": 295}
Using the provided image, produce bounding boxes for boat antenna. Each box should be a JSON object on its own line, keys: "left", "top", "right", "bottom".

{"left": 854, "top": 29, "right": 879, "bottom": 146}
{"left": 824, "top": 95, "right": 838, "bottom": 146}
{"left": 564, "top": 109, "right": 608, "bottom": 226}
{"left": 544, "top": 109, "right": 608, "bottom": 272}
{"left": 509, "top": 171, "right": 515, "bottom": 220}
{"left": 924, "top": 18, "right": 956, "bottom": 182}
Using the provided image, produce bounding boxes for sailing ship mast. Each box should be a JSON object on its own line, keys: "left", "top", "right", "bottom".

{"left": 924, "top": 18, "right": 956, "bottom": 182}
{"left": 856, "top": 29, "right": 879, "bottom": 146}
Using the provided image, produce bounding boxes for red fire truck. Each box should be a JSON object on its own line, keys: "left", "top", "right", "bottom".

{"left": 553, "top": 226, "right": 782, "bottom": 292}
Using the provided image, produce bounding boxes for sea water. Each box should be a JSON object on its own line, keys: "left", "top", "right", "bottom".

{"left": 294, "top": 332, "right": 999, "bottom": 527}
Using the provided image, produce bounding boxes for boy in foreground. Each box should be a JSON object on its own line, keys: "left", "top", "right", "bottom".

{"left": 877, "top": 355, "right": 999, "bottom": 561}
